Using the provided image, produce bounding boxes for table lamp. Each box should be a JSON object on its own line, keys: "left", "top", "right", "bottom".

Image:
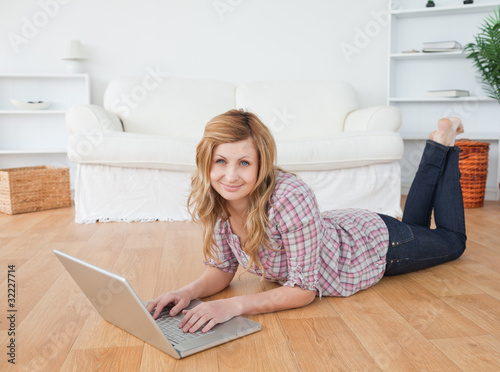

{"left": 61, "top": 40, "right": 87, "bottom": 73}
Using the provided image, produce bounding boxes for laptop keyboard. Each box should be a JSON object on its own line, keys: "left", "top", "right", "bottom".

{"left": 154, "top": 307, "right": 215, "bottom": 345}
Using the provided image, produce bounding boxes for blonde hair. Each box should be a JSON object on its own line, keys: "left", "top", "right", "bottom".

{"left": 188, "top": 109, "right": 280, "bottom": 274}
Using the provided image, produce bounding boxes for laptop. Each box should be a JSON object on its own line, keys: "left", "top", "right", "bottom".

{"left": 54, "top": 249, "right": 261, "bottom": 359}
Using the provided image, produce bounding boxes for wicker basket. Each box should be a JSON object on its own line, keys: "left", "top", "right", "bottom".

{"left": 0, "top": 166, "right": 71, "bottom": 215}
{"left": 455, "top": 139, "right": 490, "bottom": 208}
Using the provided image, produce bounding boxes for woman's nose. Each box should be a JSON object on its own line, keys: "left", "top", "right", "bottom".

{"left": 225, "top": 165, "right": 238, "bottom": 182}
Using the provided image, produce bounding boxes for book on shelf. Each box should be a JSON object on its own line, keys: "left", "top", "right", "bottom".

{"left": 423, "top": 41, "right": 462, "bottom": 49}
{"left": 427, "top": 90, "right": 470, "bottom": 98}
{"left": 422, "top": 40, "right": 462, "bottom": 53}
{"left": 423, "top": 48, "right": 464, "bottom": 53}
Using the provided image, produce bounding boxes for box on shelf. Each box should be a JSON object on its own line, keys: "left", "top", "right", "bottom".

{"left": 0, "top": 166, "right": 71, "bottom": 215}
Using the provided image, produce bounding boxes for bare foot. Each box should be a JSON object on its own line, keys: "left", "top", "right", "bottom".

{"left": 428, "top": 117, "right": 464, "bottom": 146}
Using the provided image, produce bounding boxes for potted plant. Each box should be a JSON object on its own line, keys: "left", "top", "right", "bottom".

{"left": 465, "top": 8, "right": 500, "bottom": 102}
{"left": 426, "top": 1, "right": 435, "bottom": 7}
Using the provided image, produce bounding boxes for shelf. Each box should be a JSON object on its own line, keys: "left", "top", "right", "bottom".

{"left": 0, "top": 110, "right": 67, "bottom": 115}
{"left": 391, "top": 3, "right": 500, "bottom": 18}
{"left": 0, "top": 73, "right": 90, "bottom": 174}
{"left": 0, "top": 73, "right": 89, "bottom": 79}
{"left": 0, "top": 149, "right": 67, "bottom": 155}
{"left": 400, "top": 131, "right": 499, "bottom": 141}
{"left": 389, "top": 97, "right": 497, "bottom": 103}
{"left": 390, "top": 2, "right": 500, "bottom": 201}
{"left": 390, "top": 51, "right": 470, "bottom": 59}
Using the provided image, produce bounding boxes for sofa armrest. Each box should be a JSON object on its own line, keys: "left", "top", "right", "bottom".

{"left": 66, "top": 104, "right": 124, "bottom": 135}
{"left": 344, "top": 105, "right": 401, "bottom": 132}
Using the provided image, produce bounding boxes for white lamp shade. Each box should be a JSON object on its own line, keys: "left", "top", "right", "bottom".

{"left": 61, "top": 40, "right": 87, "bottom": 60}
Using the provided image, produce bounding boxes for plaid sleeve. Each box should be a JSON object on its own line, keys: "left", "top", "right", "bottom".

{"left": 204, "top": 231, "right": 239, "bottom": 273}
{"left": 275, "top": 191, "right": 322, "bottom": 294}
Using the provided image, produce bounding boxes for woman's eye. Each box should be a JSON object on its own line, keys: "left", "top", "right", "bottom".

{"left": 241, "top": 161, "right": 250, "bottom": 166}
{"left": 215, "top": 159, "right": 225, "bottom": 164}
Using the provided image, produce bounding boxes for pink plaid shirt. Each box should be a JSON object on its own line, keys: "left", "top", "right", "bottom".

{"left": 207, "top": 171, "right": 390, "bottom": 297}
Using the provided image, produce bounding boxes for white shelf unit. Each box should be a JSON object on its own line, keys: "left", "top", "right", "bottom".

{"left": 388, "top": 1, "right": 500, "bottom": 201}
{"left": 390, "top": 97, "right": 496, "bottom": 102}
{"left": 391, "top": 2, "right": 500, "bottom": 17}
{"left": 390, "top": 50, "right": 470, "bottom": 60}
{"left": 0, "top": 73, "right": 90, "bottom": 193}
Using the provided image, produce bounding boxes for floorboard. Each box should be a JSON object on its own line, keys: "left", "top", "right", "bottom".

{"left": 1, "top": 199, "right": 500, "bottom": 371}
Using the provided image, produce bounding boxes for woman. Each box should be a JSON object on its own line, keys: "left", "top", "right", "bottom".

{"left": 146, "top": 109, "right": 466, "bottom": 334}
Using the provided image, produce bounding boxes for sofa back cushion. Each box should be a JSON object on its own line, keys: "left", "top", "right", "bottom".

{"left": 103, "top": 77, "right": 235, "bottom": 137}
{"left": 236, "top": 81, "right": 359, "bottom": 140}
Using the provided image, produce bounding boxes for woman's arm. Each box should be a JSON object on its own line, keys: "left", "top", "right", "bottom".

{"left": 183, "top": 266, "right": 236, "bottom": 300}
{"left": 179, "top": 285, "right": 316, "bottom": 333}
{"left": 147, "top": 266, "right": 236, "bottom": 319}
{"left": 232, "top": 285, "right": 316, "bottom": 315}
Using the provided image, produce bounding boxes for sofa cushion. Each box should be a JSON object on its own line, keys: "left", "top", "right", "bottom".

{"left": 277, "top": 131, "right": 404, "bottom": 171}
{"left": 66, "top": 104, "right": 124, "bottom": 134}
{"left": 235, "top": 80, "right": 359, "bottom": 141}
{"left": 103, "top": 77, "right": 236, "bottom": 138}
{"left": 67, "top": 131, "right": 199, "bottom": 171}
{"left": 67, "top": 131, "right": 403, "bottom": 172}
{"left": 344, "top": 105, "right": 402, "bottom": 132}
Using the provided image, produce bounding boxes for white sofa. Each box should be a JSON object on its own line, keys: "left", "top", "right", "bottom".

{"left": 66, "top": 77, "right": 404, "bottom": 223}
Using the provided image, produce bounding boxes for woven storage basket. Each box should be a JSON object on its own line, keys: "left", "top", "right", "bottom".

{"left": 455, "top": 139, "right": 490, "bottom": 208}
{"left": 0, "top": 166, "right": 71, "bottom": 215}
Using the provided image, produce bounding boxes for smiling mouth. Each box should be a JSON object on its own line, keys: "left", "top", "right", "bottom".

{"left": 221, "top": 183, "right": 243, "bottom": 192}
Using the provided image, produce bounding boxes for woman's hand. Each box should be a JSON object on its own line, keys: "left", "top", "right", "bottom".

{"left": 146, "top": 289, "right": 193, "bottom": 319}
{"left": 179, "top": 299, "right": 242, "bottom": 333}
{"left": 178, "top": 285, "right": 315, "bottom": 333}
{"left": 146, "top": 267, "right": 236, "bottom": 321}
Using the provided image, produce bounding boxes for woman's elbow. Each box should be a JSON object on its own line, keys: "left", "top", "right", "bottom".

{"left": 292, "top": 287, "right": 317, "bottom": 307}
{"left": 304, "top": 289, "right": 317, "bottom": 305}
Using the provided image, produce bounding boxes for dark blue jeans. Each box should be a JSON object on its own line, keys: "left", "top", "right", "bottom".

{"left": 379, "top": 140, "right": 467, "bottom": 276}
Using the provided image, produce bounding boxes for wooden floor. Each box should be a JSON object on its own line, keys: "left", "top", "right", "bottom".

{"left": 1, "top": 199, "right": 500, "bottom": 371}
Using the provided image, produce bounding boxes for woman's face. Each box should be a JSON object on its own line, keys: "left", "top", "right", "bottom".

{"left": 210, "top": 138, "right": 259, "bottom": 211}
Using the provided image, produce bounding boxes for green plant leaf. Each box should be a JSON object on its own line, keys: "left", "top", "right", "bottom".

{"left": 466, "top": 7, "right": 500, "bottom": 102}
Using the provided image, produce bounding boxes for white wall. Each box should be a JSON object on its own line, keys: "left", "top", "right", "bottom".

{"left": 0, "top": 0, "right": 391, "bottom": 108}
